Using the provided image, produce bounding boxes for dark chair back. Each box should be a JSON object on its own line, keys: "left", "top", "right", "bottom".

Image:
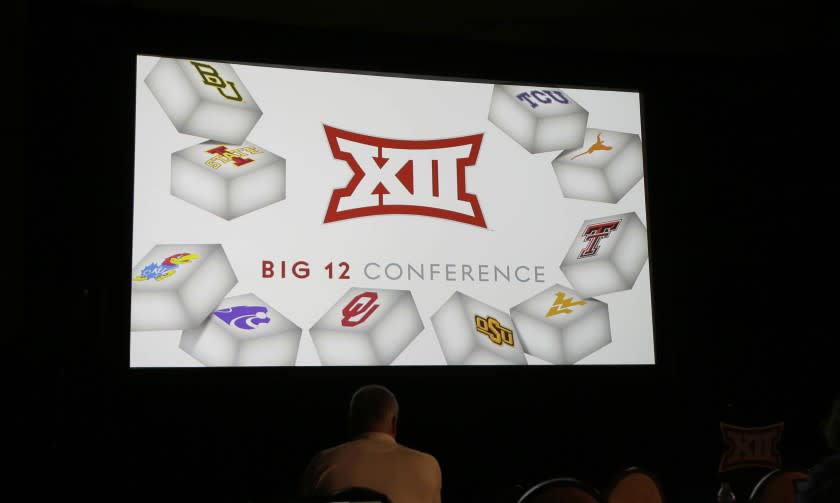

{"left": 605, "top": 467, "right": 664, "bottom": 503}
{"left": 749, "top": 468, "right": 808, "bottom": 503}
{"left": 331, "top": 486, "right": 391, "bottom": 503}
{"left": 518, "top": 477, "right": 603, "bottom": 503}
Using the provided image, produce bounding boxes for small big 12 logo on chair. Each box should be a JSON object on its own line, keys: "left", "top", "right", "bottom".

{"left": 719, "top": 422, "right": 784, "bottom": 471}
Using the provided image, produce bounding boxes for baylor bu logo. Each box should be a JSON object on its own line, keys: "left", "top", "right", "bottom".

{"left": 323, "top": 126, "right": 486, "bottom": 227}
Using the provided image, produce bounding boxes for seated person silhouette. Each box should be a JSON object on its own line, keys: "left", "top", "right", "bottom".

{"left": 299, "top": 385, "right": 442, "bottom": 503}
{"left": 798, "top": 394, "right": 840, "bottom": 503}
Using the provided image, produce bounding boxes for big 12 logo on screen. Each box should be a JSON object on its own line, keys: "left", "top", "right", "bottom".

{"left": 323, "top": 126, "right": 486, "bottom": 227}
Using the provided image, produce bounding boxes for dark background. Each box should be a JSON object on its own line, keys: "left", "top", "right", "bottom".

{"left": 24, "top": 2, "right": 837, "bottom": 502}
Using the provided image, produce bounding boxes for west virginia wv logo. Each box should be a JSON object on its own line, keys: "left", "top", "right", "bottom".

{"left": 545, "top": 292, "right": 586, "bottom": 317}
{"left": 213, "top": 306, "right": 271, "bottom": 330}
{"left": 133, "top": 253, "right": 200, "bottom": 281}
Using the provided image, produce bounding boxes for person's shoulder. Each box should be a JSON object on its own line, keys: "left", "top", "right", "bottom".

{"left": 396, "top": 444, "right": 441, "bottom": 470}
{"left": 802, "top": 453, "right": 840, "bottom": 502}
{"left": 810, "top": 453, "right": 840, "bottom": 475}
{"left": 316, "top": 439, "right": 364, "bottom": 458}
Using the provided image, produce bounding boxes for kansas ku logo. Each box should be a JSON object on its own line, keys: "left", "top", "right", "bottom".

{"left": 323, "top": 126, "right": 486, "bottom": 227}
{"left": 133, "top": 253, "right": 200, "bottom": 281}
{"left": 579, "top": 220, "right": 621, "bottom": 258}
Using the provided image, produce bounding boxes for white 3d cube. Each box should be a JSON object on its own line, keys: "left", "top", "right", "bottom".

{"left": 552, "top": 128, "right": 644, "bottom": 203}
{"left": 131, "top": 244, "right": 237, "bottom": 331}
{"left": 171, "top": 140, "right": 286, "bottom": 220}
{"left": 309, "top": 288, "right": 423, "bottom": 366}
{"left": 179, "top": 293, "right": 302, "bottom": 367}
{"left": 560, "top": 212, "right": 648, "bottom": 297}
{"left": 145, "top": 58, "right": 262, "bottom": 144}
{"left": 431, "top": 291, "right": 527, "bottom": 365}
{"left": 511, "top": 284, "right": 611, "bottom": 364}
{"left": 488, "top": 85, "right": 588, "bottom": 153}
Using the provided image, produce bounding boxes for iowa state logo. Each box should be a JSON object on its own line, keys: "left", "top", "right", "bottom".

{"left": 323, "top": 125, "right": 486, "bottom": 227}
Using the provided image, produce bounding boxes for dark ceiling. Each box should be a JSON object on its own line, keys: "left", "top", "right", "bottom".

{"left": 74, "top": 0, "right": 827, "bottom": 53}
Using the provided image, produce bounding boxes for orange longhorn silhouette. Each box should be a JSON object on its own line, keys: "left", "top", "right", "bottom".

{"left": 571, "top": 132, "right": 612, "bottom": 160}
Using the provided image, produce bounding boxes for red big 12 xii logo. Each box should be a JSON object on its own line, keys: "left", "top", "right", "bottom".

{"left": 323, "top": 126, "right": 486, "bottom": 227}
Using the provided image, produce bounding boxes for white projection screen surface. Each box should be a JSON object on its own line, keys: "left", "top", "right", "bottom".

{"left": 130, "top": 55, "right": 655, "bottom": 367}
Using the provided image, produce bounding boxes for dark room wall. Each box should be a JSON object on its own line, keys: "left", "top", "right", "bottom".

{"left": 24, "top": 2, "right": 837, "bottom": 503}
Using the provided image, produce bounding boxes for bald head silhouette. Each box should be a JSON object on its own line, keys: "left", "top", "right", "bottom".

{"left": 349, "top": 385, "right": 399, "bottom": 438}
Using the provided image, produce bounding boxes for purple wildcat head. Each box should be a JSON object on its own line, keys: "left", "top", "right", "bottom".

{"left": 213, "top": 305, "right": 271, "bottom": 330}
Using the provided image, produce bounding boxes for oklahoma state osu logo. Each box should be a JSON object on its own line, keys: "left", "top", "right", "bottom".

{"left": 323, "top": 126, "right": 486, "bottom": 227}
{"left": 475, "top": 315, "right": 514, "bottom": 346}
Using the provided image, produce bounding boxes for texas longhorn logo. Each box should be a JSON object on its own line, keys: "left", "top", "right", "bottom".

{"left": 341, "top": 291, "right": 380, "bottom": 327}
{"left": 323, "top": 126, "right": 486, "bottom": 227}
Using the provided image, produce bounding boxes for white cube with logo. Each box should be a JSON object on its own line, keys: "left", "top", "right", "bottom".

{"left": 553, "top": 128, "right": 644, "bottom": 203}
{"left": 510, "top": 284, "right": 611, "bottom": 364}
{"left": 180, "top": 293, "right": 302, "bottom": 367}
{"left": 560, "top": 212, "right": 648, "bottom": 297}
{"left": 130, "top": 244, "right": 237, "bottom": 331}
{"left": 309, "top": 287, "right": 424, "bottom": 366}
{"left": 145, "top": 57, "right": 262, "bottom": 144}
{"left": 488, "top": 85, "right": 588, "bottom": 153}
{"left": 431, "top": 291, "right": 527, "bottom": 365}
{"left": 171, "top": 140, "right": 286, "bottom": 220}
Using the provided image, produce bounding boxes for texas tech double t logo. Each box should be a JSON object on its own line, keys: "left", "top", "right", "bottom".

{"left": 323, "top": 126, "right": 486, "bottom": 227}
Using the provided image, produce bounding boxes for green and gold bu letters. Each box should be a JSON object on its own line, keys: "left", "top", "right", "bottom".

{"left": 190, "top": 61, "right": 244, "bottom": 102}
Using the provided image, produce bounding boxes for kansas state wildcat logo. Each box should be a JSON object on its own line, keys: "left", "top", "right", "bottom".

{"left": 214, "top": 305, "right": 271, "bottom": 330}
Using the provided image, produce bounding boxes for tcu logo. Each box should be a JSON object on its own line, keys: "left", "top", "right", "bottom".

{"left": 516, "top": 89, "right": 569, "bottom": 109}
{"left": 341, "top": 291, "right": 380, "bottom": 327}
{"left": 579, "top": 220, "right": 621, "bottom": 258}
{"left": 323, "top": 126, "right": 486, "bottom": 227}
{"left": 190, "top": 61, "right": 244, "bottom": 102}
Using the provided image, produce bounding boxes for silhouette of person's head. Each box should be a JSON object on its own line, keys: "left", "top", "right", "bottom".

{"left": 348, "top": 385, "right": 399, "bottom": 438}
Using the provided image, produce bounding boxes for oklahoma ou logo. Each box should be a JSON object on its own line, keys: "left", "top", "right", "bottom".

{"left": 323, "top": 126, "right": 486, "bottom": 227}
{"left": 341, "top": 291, "right": 380, "bottom": 327}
